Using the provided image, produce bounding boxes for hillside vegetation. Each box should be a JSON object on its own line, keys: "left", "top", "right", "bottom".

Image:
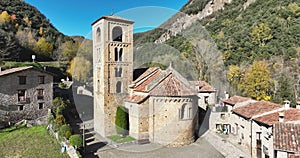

{"left": 134, "top": 0, "right": 300, "bottom": 105}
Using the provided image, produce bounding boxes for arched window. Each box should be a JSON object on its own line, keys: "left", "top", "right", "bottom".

{"left": 114, "top": 47, "right": 118, "bottom": 61}
{"left": 112, "top": 26, "right": 122, "bottom": 42}
{"left": 96, "top": 27, "right": 101, "bottom": 42}
{"left": 115, "top": 67, "right": 122, "bottom": 77}
{"left": 116, "top": 81, "right": 122, "bottom": 93}
{"left": 119, "top": 48, "right": 123, "bottom": 61}
{"left": 179, "top": 103, "right": 192, "bottom": 120}
{"left": 114, "top": 48, "right": 123, "bottom": 61}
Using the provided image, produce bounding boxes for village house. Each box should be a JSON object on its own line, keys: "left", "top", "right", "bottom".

{"left": 209, "top": 95, "right": 256, "bottom": 134}
{"left": 190, "top": 80, "right": 216, "bottom": 110}
{"left": 251, "top": 102, "right": 300, "bottom": 158}
{"left": 273, "top": 123, "right": 300, "bottom": 158}
{"left": 0, "top": 66, "right": 53, "bottom": 128}
{"left": 231, "top": 101, "right": 285, "bottom": 154}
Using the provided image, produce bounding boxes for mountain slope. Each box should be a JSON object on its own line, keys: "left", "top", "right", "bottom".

{"left": 134, "top": 0, "right": 300, "bottom": 103}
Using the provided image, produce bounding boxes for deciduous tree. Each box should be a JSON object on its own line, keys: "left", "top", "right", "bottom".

{"left": 239, "top": 61, "right": 272, "bottom": 101}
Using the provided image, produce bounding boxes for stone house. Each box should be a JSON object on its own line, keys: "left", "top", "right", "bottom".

{"left": 273, "top": 123, "right": 300, "bottom": 158}
{"left": 125, "top": 66, "right": 198, "bottom": 146}
{"left": 232, "top": 101, "right": 285, "bottom": 155}
{"left": 0, "top": 66, "right": 53, "bottom": 127}
{"left": 190, "top": 81, "right": 216, "bottom": 110}
{"left": 251, "top": 104, "right": 300, "bottom": 158}
{"left": 209, "top": 95, "right": 255, "bottom": 134}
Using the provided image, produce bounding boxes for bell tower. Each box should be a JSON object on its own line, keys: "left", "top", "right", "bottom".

{"left": 92, "top": 15, "right": 134, "bottom": 136}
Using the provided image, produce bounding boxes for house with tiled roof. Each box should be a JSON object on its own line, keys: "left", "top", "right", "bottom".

{"left": 0, "top": 66, "right": 53, "bottom": 128}
{"left": 274, "top": 123, "right": 300, "bottom": 158}
{"left": 190, "top": 80, "right": 216, "bottom": 110}
{"left": 250, "top": 102, "right": 300, "bottom": 158}
{"left": 125, "top": 65, "right": 199, "bottom": 146}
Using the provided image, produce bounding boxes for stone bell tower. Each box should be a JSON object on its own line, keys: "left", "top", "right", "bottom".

{"left": 92, "top": 15, "right": 134, "bottom": 136}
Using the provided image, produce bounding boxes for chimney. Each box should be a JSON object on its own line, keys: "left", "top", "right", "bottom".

{"left": 279, "top": 112, "right": 284, "bottom": 123}
{"left": 296, "top": 101, "right": 300, "bottom": 110}
{"left": 284, "top": 100, "right": 290, "bottom": 109}
{"left": 225, "top": 91, "right": 229, "bottom": 99}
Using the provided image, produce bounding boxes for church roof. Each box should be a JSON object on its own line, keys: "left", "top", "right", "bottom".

{"left": 92, "top": 15, "right": 134, "bottom": 25}
{"left": 126, "top": 65, "right": 197, "bottom": 102}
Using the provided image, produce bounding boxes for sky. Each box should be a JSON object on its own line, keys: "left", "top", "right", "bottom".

{"left": 24, "top": 0, "right": 189, "bottom": 37}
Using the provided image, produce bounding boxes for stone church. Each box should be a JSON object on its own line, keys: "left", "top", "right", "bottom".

{"left": 92, "top": 15, "right": 216, "bottom": 146}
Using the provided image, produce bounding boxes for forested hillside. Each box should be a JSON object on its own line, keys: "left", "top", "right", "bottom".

{"left": 0, "top": 0, "right": 80, "bottom": 62}
{"left": 134, "top": 0, "right": 300, "bottom": 105}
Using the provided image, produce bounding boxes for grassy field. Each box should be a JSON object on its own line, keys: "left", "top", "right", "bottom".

{"left": 0, "top": 125, "right": 69, "bottom": 158}
{"left": 2, "top": 61, "right": 68, "bottom": 69}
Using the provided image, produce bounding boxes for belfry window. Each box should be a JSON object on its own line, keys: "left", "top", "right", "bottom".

{"left": 114, "top": 48, "right": 123, "bottom": 62}
{"left": 112, "top": 26, "right": 122, "bottom": 42}
{"left": 96, "top": 27, "right": 101, "bottom": 42}
{"left": 115, "top": 67, "right": 122, "bottom": 77}
{"left": 116, "top": 81, "right": 122, "bottom": 93}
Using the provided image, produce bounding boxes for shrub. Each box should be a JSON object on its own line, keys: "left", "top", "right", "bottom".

{"left": 69, "top": 134, "right": 83, "bottom": 149}
{"left": 55, "top": 115, "right": 65, "bottom": 126}
{"left": 47, "top": 113, "right": 54, "bottom": 124}
{"left": 115, "top": 106, "right": 128, "bottom": 135}
{"left": 59, "top": 124, "right": 72, "bottom": 138}
{"left": 65, "top": 131, "right": 72, "bottom": 139}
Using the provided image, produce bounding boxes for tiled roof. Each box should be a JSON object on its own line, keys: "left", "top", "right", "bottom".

{"left": 125, "top": 94, "right": 148, "bottom": 104}
{"left": 232, "top": 101, "right": 283, "bottom": 119}
{"left": 134, "top": 68, "right": 162, "bottom": 92}
{"left": 0, "top": 66, "right": 33, "bottom": 77}
{"left": 223, "top": 95, "right": 251, "bottom": 105}
{"left": 254, "top": 108, "right": 300, "bottom": 126}
{"left": 190, "top": 81, "right": 216, "bottom": 92}
{"left": 149, "top": 70, "right": 197, "bottom": 97}
{"left": 274, "top": 123, "right": 300, "bottom": 153}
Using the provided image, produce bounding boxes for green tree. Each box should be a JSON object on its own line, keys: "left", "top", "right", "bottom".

{"left": 251, "top": 23, "right": 273, "bottom": 46}
{"left": 273, "top": 74, "right": 295, "bottom": 104}
{"left": 59, "top": 124, "right": 72, "bottom": 139}
{"left": 69, "top": 134, "right": 83, "bottom": 149}
{"left": 239, "top": 61, "right": 272, "bottom": 101}
{"left": 59, "top": 40, "right": 79, "bottom": 61}
{"left": 115, "top": 106, "right": 128, "bottom": 135}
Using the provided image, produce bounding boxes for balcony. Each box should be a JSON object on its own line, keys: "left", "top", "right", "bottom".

{"left": 18, "top": 96, "right": 30, "bottom": 104}
{"left": 212, "top": 106, "right": 228, "bottom": 112}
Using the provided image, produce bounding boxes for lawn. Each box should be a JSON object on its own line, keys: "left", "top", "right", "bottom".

{"left": 0, "top": 125, "right": 69, "bottom": 158}
{"left": 107, "top": 135, "right": 135, "bottom": 143}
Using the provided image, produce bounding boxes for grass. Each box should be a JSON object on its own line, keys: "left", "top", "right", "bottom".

{"left": 2, "top": 61, "right": 68, "bottom": 69}
{"left": 0, "top": 125, "right": 69, "bottom": 158}
{"left": 107, "top": 135, "right": 135, "bottom": 143}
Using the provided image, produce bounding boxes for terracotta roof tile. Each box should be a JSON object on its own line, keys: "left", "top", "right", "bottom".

{"left": 223, "top": 95, "right": 251, "bottom": 105}
{"left": 0, "top": 66, "right": 33, "bottom": 77}
{"left": 125, "top": 94, "right": 148, "bottom": 104}
{"left": 274, "top": 123, "right": 300, "bottom": 153}
{"left": 254, "top": 108, "right": 300, "bottom": 126}
{"left": 149, "top": 72, "right": 197, "bottom": 97}
{"left": 232, "top": 101, "right": 283, "bottom": 119}
{"left": 134, "top": 69, "right": 162, "bottom": 92}
{"left": 190, "top": 81, "right": 216, "bottom": 92}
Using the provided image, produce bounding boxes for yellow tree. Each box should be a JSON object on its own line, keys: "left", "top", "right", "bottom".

{"left": 0, "top": 11, "right": 11, "bottom": 23}
{"left": 34, "top": 38, "right": 53, "bottom": 56}
{"left": 251, "top": 23, "right": 273, "bottom": 46}
{"left": 239, "top": 61, "right": 272, "bottom": 101}
{"left": 67, "top": 57, "right": 91, "bottom": 82}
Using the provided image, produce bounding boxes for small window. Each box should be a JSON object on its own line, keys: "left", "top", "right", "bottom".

{"left": 18, "top": 90, "right": 26, "bottom": 102}
{"left": 38, "top": 76, "right": 45, "bottom": 84}
{"left": 19, "top": 76, "right": 26, "bottom": 85}
{"left": 115, "top": 67, "right": 122, "bottom": 77}
{"left": 39, "top": 103, "right": 44, "bottom": 109}
{"left": 116, "top": 81, "right": 122, "bottom": 93}
{"left": 19, "top": 105, "right": 24, "bottom": 111}
{"left": 96, "top": 27, "right": 101, "bottom": 42}
{"left": 37, "top": 89, "right": 44, "bottom": 100}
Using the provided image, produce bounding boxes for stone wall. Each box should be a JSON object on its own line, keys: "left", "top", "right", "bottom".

{"left": 0, "top": 68, "right": 53, "bottom": 125}
{"left": 148, "top": 96, "right": 198, "bottom": 146}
